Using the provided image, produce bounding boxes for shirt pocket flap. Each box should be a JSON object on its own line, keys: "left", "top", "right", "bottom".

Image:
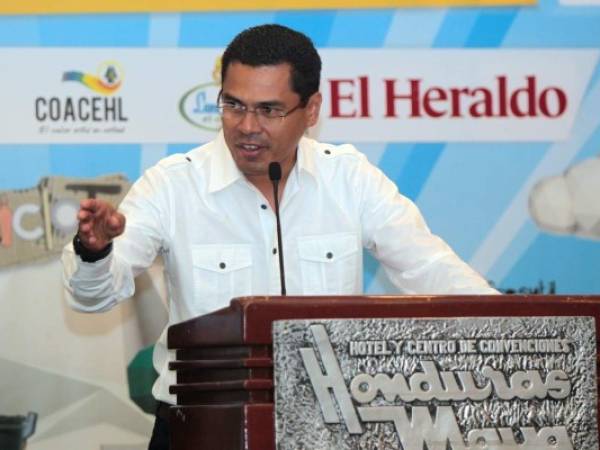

{"left": 298, "top": 232, "right": 358, "bottom": 263}
{"left": 192, "top": 244, "right": 252, "bottom": 273}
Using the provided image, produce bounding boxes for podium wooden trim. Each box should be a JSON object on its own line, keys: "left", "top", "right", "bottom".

{"left": 167, "top": 295, "right": 600, "bottom": 450}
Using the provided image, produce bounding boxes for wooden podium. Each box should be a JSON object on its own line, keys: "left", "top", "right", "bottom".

{"left": 167, "top": 295, "right": 600, "bottom": 450}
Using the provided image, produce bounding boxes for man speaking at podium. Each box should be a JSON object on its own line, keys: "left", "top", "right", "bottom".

{"left": 62, "top": 24, "right": 497, "bottom": 450}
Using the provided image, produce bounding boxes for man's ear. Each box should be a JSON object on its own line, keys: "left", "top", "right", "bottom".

{"left": 306, "top": 92, "right": 322, "bottom": 128}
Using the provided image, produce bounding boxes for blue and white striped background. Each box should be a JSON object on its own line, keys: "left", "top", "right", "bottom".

{"left": 1, "top": 0, "right": 599, "bottom": 293}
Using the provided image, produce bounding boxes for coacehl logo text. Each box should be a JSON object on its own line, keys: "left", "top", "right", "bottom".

{"left": 35, "top": 61, "right": 128, "bottom": 125}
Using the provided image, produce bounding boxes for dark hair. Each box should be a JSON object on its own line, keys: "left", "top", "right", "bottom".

{"left": 221, "top": 24, "right": 321, "bottom": 106}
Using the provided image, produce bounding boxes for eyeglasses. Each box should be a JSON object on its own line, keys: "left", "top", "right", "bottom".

{"left": 217, "top": 97, "right": 303, "bottom": 125}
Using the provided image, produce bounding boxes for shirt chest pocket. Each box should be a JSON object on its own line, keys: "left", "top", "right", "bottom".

{"left": 297, "top": 232, "right": 360, "bottom": 295}
{"left": 191, "top": 244, "right": 253, "bottom": 311}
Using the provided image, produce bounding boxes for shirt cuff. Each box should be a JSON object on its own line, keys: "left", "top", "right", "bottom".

{"left": 72, "top": 234, "right": 113, "bottom": 263}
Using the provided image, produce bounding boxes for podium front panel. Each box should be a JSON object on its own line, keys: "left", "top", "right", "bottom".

{"left": 274, "top": 316, "right": 597, "bottom": 450}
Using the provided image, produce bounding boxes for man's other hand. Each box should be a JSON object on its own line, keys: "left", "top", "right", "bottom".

{"left": 77, "top": 199, "right": 126, "bottom": 252}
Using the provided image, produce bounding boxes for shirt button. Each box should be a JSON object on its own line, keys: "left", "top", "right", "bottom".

{"left": 324, "top": 149, "right": 331, "bottom": 155}
{"left": 326, "top": 252, "right": 333, "bottom": 259}
{"left": 272, "top": 248, "right": 277, "bottom": 255}
{"left": 260, "top": 204, "right": 267, "bottom": 210}
{"left": 219, "top": 262, "right": 226, "bottom": 269}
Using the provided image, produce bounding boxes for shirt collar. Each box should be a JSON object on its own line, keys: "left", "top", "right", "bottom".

{"left": 208, "top": 132, "right": 318, "bottom": 193}
{"left": 208, "top": 131, "right": 243, "bottom": 193}
{"left": 296, "top": 135, "right": 318, "bottom": 180}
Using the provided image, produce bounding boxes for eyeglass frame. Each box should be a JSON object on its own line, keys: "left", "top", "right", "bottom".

{"left": 216, "top": 91, "right": 304, "bottom": 125}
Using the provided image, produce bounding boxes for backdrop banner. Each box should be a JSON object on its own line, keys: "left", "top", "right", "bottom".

{"left": 0, "top": 49, "right": 596, "bottom": 144}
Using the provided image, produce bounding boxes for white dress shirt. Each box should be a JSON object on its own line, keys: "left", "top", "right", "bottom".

{"left": 62, "top": 131, "right": 497, "bottom": 403}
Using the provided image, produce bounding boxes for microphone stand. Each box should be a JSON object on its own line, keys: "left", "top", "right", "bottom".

{"left": 269, "top": 162, "right": 286, "bottom": 296}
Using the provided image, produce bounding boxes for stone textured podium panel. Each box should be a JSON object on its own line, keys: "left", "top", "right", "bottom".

{"left": 274, "top": 317, "right": 598, "bottom": 450}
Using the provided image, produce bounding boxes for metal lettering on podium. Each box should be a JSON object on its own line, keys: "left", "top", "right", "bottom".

{"left": 273, "top": 317, "right": 598, "bottom": 450}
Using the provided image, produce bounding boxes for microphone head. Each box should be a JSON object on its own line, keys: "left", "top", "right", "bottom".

{"left": 268, "top": 162, "right": 282, "bottom": 182}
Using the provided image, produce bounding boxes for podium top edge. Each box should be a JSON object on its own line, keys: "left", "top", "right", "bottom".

{"left": 231, "top": 294, "right": 600, "bottom": 306}
{"left": 167, "top": 295, "right": 600, "bottom": 349}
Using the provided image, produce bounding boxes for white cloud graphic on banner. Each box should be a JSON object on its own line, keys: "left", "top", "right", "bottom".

{"left": 529, "top": 156, "right": 600, "bottom": 239}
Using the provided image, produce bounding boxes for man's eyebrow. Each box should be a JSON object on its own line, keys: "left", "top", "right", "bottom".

{"left": 256, "top": 100, "right": 286, "bottom": 108}
{"left": 220, "top": 93, "right": 285, "bottom": 108}
{"left": 220, "top": 93, "right": 243, "bottom": 103}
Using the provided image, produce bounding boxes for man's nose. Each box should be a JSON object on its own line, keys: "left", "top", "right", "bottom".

{"left": 238, "top": 110, "right": 262, "bottom": 134}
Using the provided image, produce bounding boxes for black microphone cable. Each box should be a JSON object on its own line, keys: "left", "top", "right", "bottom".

{"left": 269, "top": 161, "right": 286, "bottom": 296}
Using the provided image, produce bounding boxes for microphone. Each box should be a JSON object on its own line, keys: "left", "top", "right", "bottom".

{"left": 268, "top": 162, "right": 286, "bottom": 296}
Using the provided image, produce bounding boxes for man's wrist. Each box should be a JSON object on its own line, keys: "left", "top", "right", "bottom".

{"left": 73, "top": 234, "right": 113, "bottom": 263}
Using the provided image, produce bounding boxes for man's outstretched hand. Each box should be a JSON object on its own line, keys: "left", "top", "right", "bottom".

{"left": 77, "top": 199, "right": 126, "bottom": 252}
